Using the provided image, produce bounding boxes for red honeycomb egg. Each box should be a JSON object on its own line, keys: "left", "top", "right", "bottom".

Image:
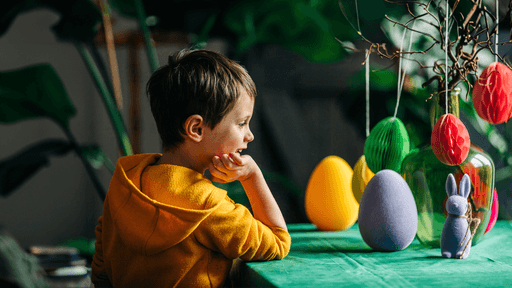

{"left": 473, "top": 62, "right": 512, "bottom": 124}
{"left": 431, "top": 113, "right": 470, "bottom": 165}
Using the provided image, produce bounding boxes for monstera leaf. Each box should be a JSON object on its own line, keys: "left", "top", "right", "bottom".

{"left": 0, "top": 0, "right": 101, "bottom": 42}
{"left": 0, "top": 139, "right": 73, "bottom": 197}
{"left": 0, "top": 64, "right": 76, "bottom": 128}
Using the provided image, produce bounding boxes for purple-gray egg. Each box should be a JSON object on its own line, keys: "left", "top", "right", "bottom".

{"left": 358, "top": 169, "right": 418, "bottom": 251}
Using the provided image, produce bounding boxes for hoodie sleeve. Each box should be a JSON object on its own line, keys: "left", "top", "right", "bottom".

{"left": 194, "top": 195, "right": 291, "bottom": 262}
{"left": 91, "top": 216, "right": 113, "bottom": 287}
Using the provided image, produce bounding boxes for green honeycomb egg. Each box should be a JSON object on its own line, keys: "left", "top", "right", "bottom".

{"left": 364, "top": 116, "right": 410, "bottom": 174}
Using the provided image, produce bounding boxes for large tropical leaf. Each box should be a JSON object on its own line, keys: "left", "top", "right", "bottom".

{"left": 0, "top": 64, "right": 76, "bottom": 128}
{"left": 0, "top": 0, "right": 101, "bottom": 42}
{"left": 224, "top": 0, "right": 348, "bottom": 62}
{"left": 0, "top": 139, "right": 73, "bottom": 197}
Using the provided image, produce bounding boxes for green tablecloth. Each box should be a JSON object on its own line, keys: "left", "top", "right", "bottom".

{"left": 235, "top": 221, "right": 512, "bottom": 287}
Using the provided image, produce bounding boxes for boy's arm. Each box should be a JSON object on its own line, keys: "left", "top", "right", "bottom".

{"left": 210, "top": 153, "right": 287, "bottom": 231}
{"left": 239, "top": 166, "right": 288, "bottom": 232}
{"left": 194, "top": 194, "right": 291, "bottom": 261}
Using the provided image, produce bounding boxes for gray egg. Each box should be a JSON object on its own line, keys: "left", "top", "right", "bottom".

{"left": 358, "top": 169, "right": 418, "bottom": 251}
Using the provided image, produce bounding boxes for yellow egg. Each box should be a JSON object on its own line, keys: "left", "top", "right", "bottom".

{"left": 305, "top": 156, "right": 359, "bottom": 231}
{"left": 352, "top": 155, "right": 375, "bottom": 203}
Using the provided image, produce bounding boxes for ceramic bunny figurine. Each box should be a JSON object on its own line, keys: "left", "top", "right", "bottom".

{"left": 441, "top": 173, "right": 473, "bottom": 259}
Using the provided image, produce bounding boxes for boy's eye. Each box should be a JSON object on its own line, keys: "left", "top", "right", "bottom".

{"left": 238, "top": 122, "right": 247, "bottom": 127}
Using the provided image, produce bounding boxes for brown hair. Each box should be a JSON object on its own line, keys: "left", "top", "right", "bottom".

{"left": 146, "top": 49, "right": 256, "bottom": 151}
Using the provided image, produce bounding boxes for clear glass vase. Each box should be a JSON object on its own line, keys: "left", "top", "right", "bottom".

{"left": 401, "top": 88, "right": 495, "bottom": 247}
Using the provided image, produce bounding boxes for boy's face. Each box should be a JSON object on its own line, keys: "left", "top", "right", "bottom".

{"left": 202, "top": 90, "right": 255, "bottom": 158}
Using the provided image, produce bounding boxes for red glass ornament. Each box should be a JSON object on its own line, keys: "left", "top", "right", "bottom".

{"left": 473, "top": 62, "right": 512, "bottom": 124}
{"left": 431, "top": 113, "right": 470, "bottom": 165}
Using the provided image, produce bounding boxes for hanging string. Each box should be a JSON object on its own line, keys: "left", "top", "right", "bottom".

{"left": 365, "top": 49, "right": 370, "bottom": 138}
{"left": 355, "top": 0, "right": 361, "bottom": 33}
{"left": 495, "top": 0, "right": 499, "bottom": 62}
{"left": 445, "top": 0, "right": 449, "bottom": 114}
{"left": 393, "top": 20, "right": 416, "bottom": 119}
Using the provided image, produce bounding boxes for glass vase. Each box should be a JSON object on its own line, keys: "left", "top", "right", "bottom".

{"left": 401, "top": 88, "right": 495, "bottom": 247}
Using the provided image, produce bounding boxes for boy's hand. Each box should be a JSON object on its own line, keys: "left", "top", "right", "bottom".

{"left": 209, "top": 153, "right": 256, "bottom": 183}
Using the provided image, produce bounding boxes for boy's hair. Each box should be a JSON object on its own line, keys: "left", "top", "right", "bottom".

{"left": 146, "top": 49, "right": 257, "bottom": 151}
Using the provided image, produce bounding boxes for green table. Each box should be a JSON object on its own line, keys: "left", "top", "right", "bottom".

{"left": 233, "top": 221, "right": 512, "bottom": 287}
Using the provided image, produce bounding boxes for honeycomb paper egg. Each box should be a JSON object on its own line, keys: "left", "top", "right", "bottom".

{"left": 305, "top": 156, "right": 359, "bottom": 231}
{"left": 358, "top": 169, "right": 418, "bottom": 251}
{"left": 352, "top": 155, "right": 374, "bottom": 203}
{"left": 364, "top": 117, "right": 410, "bottom": 174}
{"left": 473, "top": 62, "right": 512, "bottom": 124}
{"left": 431, "top": 113, "right": 470, "bottom": 166}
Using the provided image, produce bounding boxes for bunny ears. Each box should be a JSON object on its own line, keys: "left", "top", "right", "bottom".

{"left": 446, "top": 173, "right": 471, "bottom": 199}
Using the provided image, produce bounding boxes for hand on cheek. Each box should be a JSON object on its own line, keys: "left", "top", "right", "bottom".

{"left": 209, "top": 153, "right": 254, "bottom": 183}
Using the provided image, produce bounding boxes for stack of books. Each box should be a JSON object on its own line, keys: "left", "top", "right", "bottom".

{"left": 29, "top": 246, "right": 88, "bottom": 279}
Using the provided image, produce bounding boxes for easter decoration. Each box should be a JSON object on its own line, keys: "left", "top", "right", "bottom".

{"left": 351, "top": 155, "right": 374, "bottom": 203}
{"left": 363, "top": 26, "right": 411, "bottom": 175}
{"left": 395, "top": 0, "right": 498, "bottom": 247}
{"left": 358, "top": 169, "right": 418, "bottom": 251}
{"left": 364, "top": 117, "right": 410, "bottom": 174}
{"left": 430, "top": 1, "right": 471, "bottom": 166}
{"left": 441, "top": 173, "right": 480, "bottom": 259}
{"left": 352, "top": 51, "right": 374, "bottom": 203}
{"left": 472, "top": 62, "right": 512, "bottom": 124}
{"left": 431, "top": 113, "right": 470, "bottom": 166}
{"left": 305, "top": 156, "right": 359, "bottom": 231}
{"left": 342, "top": 0, "right": 509, "bottom": 246}
{"left": 358, "top": 19, "right": 416, "bottom": 251}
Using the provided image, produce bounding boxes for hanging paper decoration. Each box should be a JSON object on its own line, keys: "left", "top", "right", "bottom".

{"left": 431, "top": 113, "right": 470, "bottom": 165}
{"left": 364, "top": 117, "right": 410, "bottom": 174}
{"left": 472, "top": 62, "right": 512, "bottom": 124}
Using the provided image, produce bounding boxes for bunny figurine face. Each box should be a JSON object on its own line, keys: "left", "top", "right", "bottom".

{"left": 445, "top": 173, "right": 471, "bottom": 215}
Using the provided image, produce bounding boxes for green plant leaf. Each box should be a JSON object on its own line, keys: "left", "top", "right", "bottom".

{"left": 0, "top": 64, "right": 76, "bottom": 128}
{"left": 224, "top": 0, "right": 350, "bottom": 62}
{"left": 0, "top": 0, "right": 101, "bottom": 42}
{"left": 81, "top": 145, "right": 115, "bottom": 173}
{"left": 0, "top": 139, "right": 73, "bottom": 197}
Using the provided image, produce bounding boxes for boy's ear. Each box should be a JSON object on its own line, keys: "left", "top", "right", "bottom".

{"left": 184, "top": 115, "right": 204, "bottom": 142}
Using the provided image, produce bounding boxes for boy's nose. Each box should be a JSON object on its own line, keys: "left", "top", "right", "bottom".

{"left": 246, "top": 129, "right": 254, "bottom": 143}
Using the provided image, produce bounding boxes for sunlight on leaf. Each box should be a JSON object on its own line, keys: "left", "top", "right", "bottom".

{"left": 81, "top": 145, "right": 115, "bottom": 172}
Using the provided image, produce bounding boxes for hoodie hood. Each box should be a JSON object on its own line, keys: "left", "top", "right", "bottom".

{"left": 106, "top": 154, "right": 227, "bottom": 256}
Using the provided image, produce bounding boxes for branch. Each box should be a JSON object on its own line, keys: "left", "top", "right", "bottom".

{"left": 384, "top": 14, "right": 440, "bottom": 43}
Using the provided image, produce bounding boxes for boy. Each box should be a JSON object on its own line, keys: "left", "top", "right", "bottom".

{"left": 91, "top": 49, "right": 291, "bottom": 288}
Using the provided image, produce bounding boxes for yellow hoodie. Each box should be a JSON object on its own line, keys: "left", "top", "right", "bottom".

{"left": 91, "top": 154, "right": 291, "bottom": 288}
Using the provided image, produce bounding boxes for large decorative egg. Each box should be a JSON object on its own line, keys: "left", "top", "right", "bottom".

{"left": 431, "top": 113, "right": 470, "bottom": 165}
{"left": 364, "top": 117, "right": 410, "bottom": 174}
{"left": 305, "top": 156, "right": 359, "bottom": 231}
{"left": 473, "top": 62, "right": 512, "bottom": 124}
{"left": 358, "top": 169, "right": 418, "bottom": 251}
{"left": 352, "top": 155, "right": 374, "bottom": 203}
